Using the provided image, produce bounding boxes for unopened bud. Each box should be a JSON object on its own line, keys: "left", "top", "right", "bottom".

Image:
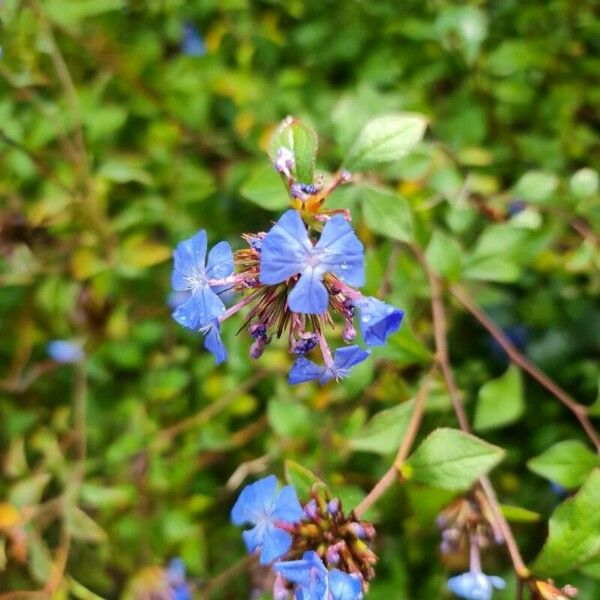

{"left": 343, "top": 323, "right": 356, "bottom": 343}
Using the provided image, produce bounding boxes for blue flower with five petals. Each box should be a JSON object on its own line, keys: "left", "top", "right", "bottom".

{"left": 171, "top": 230, "right": 233, "bottom": 330}
{"left": 259, "top": 210, "right": 364, "bottom": 314}
{"left": 355, "top": 296, "right": 404, "bottom": 347}
{"left": 230, "top": 475, "right": 303, "bottom": 564}
{"left": 447, "top": 571, "right": 506, "bottom": 600}
{"left": 288, "top": 345, "right": 370, "bottom": 385}
{"left": 274, "top": 551, "right": 363, "bottom": 600}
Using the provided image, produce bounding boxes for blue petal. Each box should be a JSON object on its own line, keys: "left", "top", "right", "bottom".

{"left": 274, "top": 552, "right": 328, "bottom": 596}
{"left": 47, "top": 340, "right": 84, "bottom": 363}
{"left": 242, "top": 523, "right": 265, "bottom": 554}
{"left": 488, "top": 577, "right": 506, "bottom": 590}
{"left": 172, "top": 286, "right": 225, "bottom": 330}
{"left": 288, "top": 267, "right": 329, "bottom": 314}
{"left": 332, "top": 346, "right": 371, "bottom": 378}
{"left": 315, "top": 215, "right": 364, "bottom": 286}
{"left": 356, "top": 297, "right": 404, "bottom": 346}
{"left": 172, "top": 230, "right": 207, "bottom": 290}
{"left": 231, "top": 475, "right": 278, "bottom": 525}
{"left": 329, "top": 570, "right": 363, "bottom": 600}
{"left": 202, "top": 320, "right": 228, "bottom": 365}
{"left": 259, "top": 523, "right": 293, "bottom": 564}
{"left": 259, "top": 210, "right": 311, "bottom": 285}
{"left": 447, "top": 572, "right": 497, "bottom": 600}
{"left": 272, "top": 485, "right": 303, "bottom": 522}
{"left": 289, "top": 357, "right": 327, "bottom": 385}
{"left": 206, "top": 240, "right": 234, "bottom": 280}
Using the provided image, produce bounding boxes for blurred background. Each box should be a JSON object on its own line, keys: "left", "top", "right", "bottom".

{"left": 0, "top": 0, "right": 599, "bottom": 598}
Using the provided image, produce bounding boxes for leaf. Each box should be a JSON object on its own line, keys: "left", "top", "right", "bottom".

{"left": 66, "top": 506, "right": 108, "bottom": 543}
{"left": 527, "top": 441, "right": 600, "bottom": 489}
{"left": 425, "top": 230, "right": 463, "bottom": 281}
{"left": 240, "top": 163, "right": 290, "bottom": 210}
{"left": 513, "top": 170, "right": 559, "bottom": 203}
{"left": 533, "top": 469, "right": 600, "bottom": 575}
{"left": 349, "top": 401, "right": 414, "bottom": 455}
{"left": 269, "top": 117, "right": 318, "bottom": 183}
{"left": 406, "top": 428, "right": 505, "bottom": 491}
{"left": 361, "top": 184, "right": 413, "bottom": 242}
{"left": 9, "top": 473, "right": 51, "bottom": 507}
{"left": 43, "top": 0, "right": 125, "bottom": 27}
{"left": 284, "top": 460, "right": 325, "bottom": 500}
{"left": 474, "top": 365, "right": 524, "bottom": 431}
{"left": 570, "top": 168, "right": 598, "bottom": 198}
{"left": 500, "top": 504, "right": 541, "bottom": 523}
{"left": 345, "top": 113, "right": 428, "bottom": 171}
{"left": 268, "top": 398, "right": 312, "bottom": 438}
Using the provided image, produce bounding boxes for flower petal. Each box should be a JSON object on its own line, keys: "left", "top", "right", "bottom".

{"left": 288, "top": 267, "right": 329, "bottom": 314}
{"left": 259, "top": 523, "right": 293, "bottom": 564}
{"left": 172, "top": 230, "right": 208, "bottom": 290}
{"left": 329, "top": 569, "right": 363, "bottom": 600}
{"left": 202, "top": 320, "right": 227, "bottom": 365}
{"left": 332, "top": 346, "right": 371, "bottom": 378}
{"left": 230, "top": 475, "right": 278, "bottom": 525}
{"left": 289, "top": 356, "right": 327, "bottom": 385}
{"left": 356, "top": 296, "right": 404, "bottom": 347}
{"left": 259, "top": 210, "right": 311, "bottom": 285}
{"left": 272, "top": 485, "right": 303, "bottom": 522}
{"left": 172, "top": 286, "right": 225, "bottom": 330}
{"left": 316, "top": 215, "right": 364, "bottom": 286}
{"left": 206, "top": 240, "right": 234, "bottom": 280}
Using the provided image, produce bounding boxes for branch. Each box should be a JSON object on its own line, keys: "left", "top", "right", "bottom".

{"left": 354, "top": 368, "right": 434, "bottom": 519}
{"left": 450, "top": 284, "right": 600, "bottom": 454}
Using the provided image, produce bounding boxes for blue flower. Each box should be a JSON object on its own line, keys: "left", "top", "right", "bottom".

{"left": 47, "top": 340, "right": 84, "bottom": 363}
{"left": 289, "top": 345, "right": 370, "bottom": 385}
{"left": 274, "top": 552, "right": 362, "bottom": 600}
{"left": 166, "top": 558, "right": 191, "bottom": 600}
{"left": 200, "top": 319, "right": 227, "bottom": 365}
{"left": 181, "top": 23, "right": 206, "bottom": 57}
{"left": 259, "top": 210, "right": 364, "bottom": 314}
{"left": 171, "top": 230, "right": 233, "bottom": 330}
{"left": 355, "top": 296, "right": 404, "bottom": 347}
{"left": 447, "top": 571, "right": 506, "bottom": 600}
{"left": 231, "top": 475, "right": 303, "bottom": 564}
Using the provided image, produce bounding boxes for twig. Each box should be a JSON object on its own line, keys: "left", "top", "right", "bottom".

{"left": 450, "top": 284, "right": 600, "bottom": 454}
{"left": 354, "top": 369, "right": 434, "bottom": 519}
{"left": 155, "top": 370, "right": 269, "bottom": 446}
{"left": 418, "top": 249, "right": 530, "bottom": 584}
{"left": 202, "top": 554, "right": 258, "bottom": 598}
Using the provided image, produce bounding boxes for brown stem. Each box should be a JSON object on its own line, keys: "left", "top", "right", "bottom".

{"left": 202, "top": 554, "right": 258, "bottom": 598}
{"left": 450, "top": 284, "right": 600, "bottom": 454}
{"left": 354, "top": 369, "right": 433, "bottom": 519}
{"left": 417, "top": 248, "right": 530, "bottom": 580}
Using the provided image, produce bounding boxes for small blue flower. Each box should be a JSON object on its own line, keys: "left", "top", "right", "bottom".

{"left": 166, "top": 558, "right": 191, "bottom": 600}
{"left": 171, "top": 230, "right": 234, "bottom": 330}
{"left": 260, "top": 210, "right": 364, "bottom": 314}
{"left": 447, "top": 571, "right": 506, "bottom": 600}
{"left": 355, "top": 296, "right": 404, "bottom": 347}
{"left": 231, "top": 475, "right": 303, "bottom": 564}
{"left": 181, "top": 23, "right": 206, "bottom": 57}
{"left": 200, "top": 319, "right": 227, "bottom": 365}
{"left": 289, "top": 345, "right": 370, "bottom": 385}
{"left": 47, "top": 340, "right": 84, "bottom": 363}
{"left": 274, "top": 552, "right": 362, "bottom": 600}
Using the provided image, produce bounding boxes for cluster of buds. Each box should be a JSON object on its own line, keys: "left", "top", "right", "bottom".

{"left": 231, "top": 475, "right": 376, "bottom": 599}
{"left": 170, "top": 120, "right": 404, "bottom": 384}
{"left": 436, "top": 487, "right": 504, "bottom": 557}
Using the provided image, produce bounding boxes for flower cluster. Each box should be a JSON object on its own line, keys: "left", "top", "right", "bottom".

{"left": 230, "top": 475, "right": 376, "bottom": 599}
{"left": 437, "top": 489, "right": 506, "bottom": 600}
{"left": 170, "top": 143, "right": 404, "bottom": 383}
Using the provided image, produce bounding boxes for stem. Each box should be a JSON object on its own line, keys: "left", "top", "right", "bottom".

{"left": 417, "top": 248, "right": 530, "bottom": 580}
{"left": 318, "top": 333, "right": 334, "bottom": 368}
{"left": 219, "top": 290, "right": 261, "bottom": 322}
{"left": 202, "top": 554, "right": 258, "bottom": 598}
{"left": 450, "top": 284, "right": 600, "bottom": 454}
{"left": 354, "top": 368, "right": 433, "bottom": 519}
{"left": 470, "top": 536, "right": 482, "bottom": 573}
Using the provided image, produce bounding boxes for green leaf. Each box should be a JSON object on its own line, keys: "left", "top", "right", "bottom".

{"left": 570, "top": 168, "right": 599, "bottom": 198}
{"left": 240, "top": 163, "right": 290, "bottom": 211}
{"left": 361, "top": 185, "right": 413, "bottom": 242}
{"left": 500, "top": 504, "right": 541, "bottom": 523}
{"left": 533, "top": 469, "right": 600, "bottom": 575}
{"left": 513, "top": 170, "right": 559, "bottom": 203}
{"left": 474, "top": 365, "right": 524, "bottom": 431}
{"left": 66, "top": 506, "right": 108, "bottom": 543}
{"left": 44, "top": 0, "right": 125, "bottom": 27}
{"left": 345, "top": 113, "right": 427, "bottom": 171}
{"left": 268, "top": 398, "right": 312, "bottom": 438}
{"left": 425, "top": 230, "right": 463, "bottom": 281}
{"left": 349, "top": 401, "right": 414, "bottom": 455}
{"left": 284, "top": 460, "right": 325, "bottom": 500}
{"left": 406, "top": 428, "right": 505, "bottom": 491}
{"left": 269, "top": 117, "right": 318, "bottom": 183}
{"left": 527, "top": 441, "right": 600, "bottom": 489}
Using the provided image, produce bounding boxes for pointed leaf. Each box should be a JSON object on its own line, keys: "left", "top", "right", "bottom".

{"left": 361, "top": 184, "right": 413, "bottom": 242}
{"left": 345, "top": 113, "right": 427, "bottom": 171}
{"left": 269, "top": 117, "right": 318, "bottom": 183}
{"left": 284, "top": 460, "right": 325, "bottom": 500}
{"left": 474, "top": 365, "right": 524, "bottom": 431}
{"left": 406, "top": 428, "right": 505, "bottom": 490}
